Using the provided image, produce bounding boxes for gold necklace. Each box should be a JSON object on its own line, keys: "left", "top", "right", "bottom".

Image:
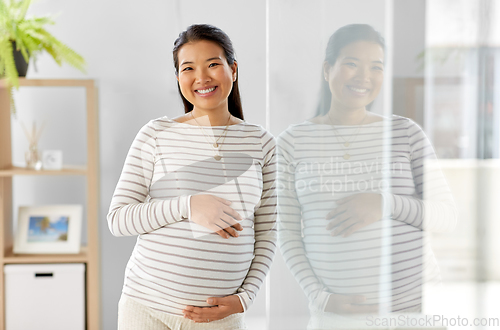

{"left": 212, "top": 124, "right": 232, "bottom": 161}
{"left": 328, "top": 111, "right": 367, "bottom": 160}
{"left": 190, "top": 112, "right": 232, "bottom": 161}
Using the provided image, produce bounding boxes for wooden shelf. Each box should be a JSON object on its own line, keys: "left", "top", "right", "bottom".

{"left": 3, "top": 246, "right": 89, "bottom": 264}
{"left": 0, "top": 165, "right": 87, "bottom": 177}
{"left": 0, "top": 78, "right": 100, "bottom": 329}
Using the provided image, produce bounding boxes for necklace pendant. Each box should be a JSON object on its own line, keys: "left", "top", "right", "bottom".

{"left": 213, "top": 142, "right": 219, "bottom": 148}
{"left": 214, "top": 154, "right": 222, "bottom": 161}
{"left": 344, "top": 142, "right": 350, "bottom": 147}
{"left": 343, "top": 154, "right": 350, "bottom": 160}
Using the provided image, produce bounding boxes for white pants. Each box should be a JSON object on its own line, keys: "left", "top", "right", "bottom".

{"left": 118, "top": 295, "right": 248, "bottom": 330}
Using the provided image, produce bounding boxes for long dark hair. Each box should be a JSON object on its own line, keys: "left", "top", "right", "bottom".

{"left": 173, "top": 24, "right": 244, "bottom": 120}
{"left": 316, "top": 24, "right": 385, "bottom": 116}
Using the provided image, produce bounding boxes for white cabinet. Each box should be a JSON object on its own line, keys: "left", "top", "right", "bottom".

{"left": 4, "top": 263, "right": 85, "bottom": 330}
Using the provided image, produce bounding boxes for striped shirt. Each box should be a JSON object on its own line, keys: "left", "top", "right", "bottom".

{"left": 107, "top": 117, "right": 277, "bottom": 316}
{"left": 277, "top": 115, "right": 457, "bottom": 314}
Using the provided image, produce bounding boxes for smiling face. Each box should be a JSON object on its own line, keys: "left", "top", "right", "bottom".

{"left": 324, "top": 41, "right": 384, "bottom": 113}
{"left": 176, "top": 40, "right": 237, "bottom": 115}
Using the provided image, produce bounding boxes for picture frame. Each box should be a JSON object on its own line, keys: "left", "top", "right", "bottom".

{"left": 13, "top": 205, "right": 83, "bottom": 254}
{"left": 42, "top": 150, "right": 63, "bottom": 170}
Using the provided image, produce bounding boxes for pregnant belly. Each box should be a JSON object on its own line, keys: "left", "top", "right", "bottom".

{"left": 304, "top": 220, "right": 424, "bottom": 303}
{"left": 126, "top": 222, "right": 255, "bottom": 307}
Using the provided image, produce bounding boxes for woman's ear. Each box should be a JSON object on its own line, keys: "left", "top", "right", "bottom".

{"left": 232, "top": 61, "right": 238, "bottom": 81}
{"left": 323, "top": 61, "right": 330, "bottom": 81}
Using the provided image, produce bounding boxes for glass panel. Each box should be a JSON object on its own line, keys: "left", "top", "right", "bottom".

{"left": 422, "top": 1, "right": 500, "bottom": 330}
{"left": 268, "top": 0, "right": 500, "bottom": 329}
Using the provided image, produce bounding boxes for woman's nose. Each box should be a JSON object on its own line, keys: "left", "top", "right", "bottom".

{"left": 355, "top": 66, "right": 371, "bottom": 82}
{"left": 195, "top": 69, "right": 211, "bottom": 83}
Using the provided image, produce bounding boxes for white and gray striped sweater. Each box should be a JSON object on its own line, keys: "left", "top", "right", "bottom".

{"left": 277, "top": 115, "right": 457, "bottom": 314}
{"left": 107, "top": 117, "right": 277, "bottom": 316}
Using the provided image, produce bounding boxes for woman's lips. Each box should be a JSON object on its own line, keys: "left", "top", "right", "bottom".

{"left": 195, "top": 86, "right": 218, "bottom": 97}
{"left": 346, "top": 85, "right": 370, "bottom": 96}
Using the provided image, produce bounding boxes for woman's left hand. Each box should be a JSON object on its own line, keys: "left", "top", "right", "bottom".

{"left": 183, "top": 295, "right": 244, "bottom": 323}
{"left": 325, "top": 193, "right": 383, "bottom": 237}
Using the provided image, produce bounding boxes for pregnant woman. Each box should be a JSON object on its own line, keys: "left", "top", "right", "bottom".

{"left": 277, "top": 24, "right": 457, "bottom": 329}
{"left": 108, "top": 24, "right": 276, "bottom": 329}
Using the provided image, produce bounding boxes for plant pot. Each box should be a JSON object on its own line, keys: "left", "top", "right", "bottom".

{"left": 12, "top": 41, "right": 29, "bottom": 77}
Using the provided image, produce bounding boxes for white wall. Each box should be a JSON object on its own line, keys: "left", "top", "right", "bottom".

{"left": 393, "top": 0, "right": 426, "bottom": 78}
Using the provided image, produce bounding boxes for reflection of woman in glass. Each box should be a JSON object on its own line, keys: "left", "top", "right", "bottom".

{"left": 277, "top": 24, "right": 457, "bottom": 329}
{"left": 108, "top": 24, "right": 276, "bottom": 329}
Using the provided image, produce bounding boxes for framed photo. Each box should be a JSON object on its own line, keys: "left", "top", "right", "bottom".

{"left": 13, "top": 205, "right": 83, "bottom": 254}
{"left": 42, "top": 150, "right": 63, "bottom": 170}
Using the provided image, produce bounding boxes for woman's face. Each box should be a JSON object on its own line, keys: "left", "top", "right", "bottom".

{"left": 177, "top": 40, "right": 237, "bottom": 114}
{"left": 324, "top": 41, "right": 384, "bottom": 113}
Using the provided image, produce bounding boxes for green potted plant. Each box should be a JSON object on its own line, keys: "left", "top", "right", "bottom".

{"left": 0, "top": 0, "right": 86, "bottom": 113}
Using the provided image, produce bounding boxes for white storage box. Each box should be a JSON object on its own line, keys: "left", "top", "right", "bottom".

{"left": 4, "top": 263, "right": 85, "bottom": 330}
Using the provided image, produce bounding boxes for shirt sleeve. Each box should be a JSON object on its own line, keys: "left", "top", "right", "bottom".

{"left": 107, "top": 120, "right": 191, "bottom": 237}
{"left": 381, "top": 119, "right": 458, "bottom": 232}
{"left": 235, "top": 129, "right": 278, "bottom": 311}
{"left": 276, "top": 129, "right": 330, "bottom": 312}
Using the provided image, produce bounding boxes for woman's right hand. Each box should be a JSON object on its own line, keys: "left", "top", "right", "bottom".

{"left": 190, "top": 194, "right": 243, "bottom": 239}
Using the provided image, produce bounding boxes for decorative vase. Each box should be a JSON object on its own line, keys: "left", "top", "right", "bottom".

{"left": 12, "top": 41, "right": 29, "bottom": 77}
{"left": 25, "top": 143, "right": 42, "bottom": 170}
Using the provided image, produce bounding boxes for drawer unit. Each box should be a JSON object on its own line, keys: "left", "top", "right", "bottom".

{"left": 4, "top": 263, "right": 85, "bottom": 330}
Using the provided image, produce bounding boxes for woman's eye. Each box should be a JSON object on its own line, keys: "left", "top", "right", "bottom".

{"left": 373, "top": 66, "right": 384, "bottom": 71}
{"left": 345, "top": 62, "right": 356, "bottom": 67}
{"left": 209, "top": 63, "right": 219, "bottom": 68}
{"left": 182, "top": 67, "right": 192, "bottom": 72}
